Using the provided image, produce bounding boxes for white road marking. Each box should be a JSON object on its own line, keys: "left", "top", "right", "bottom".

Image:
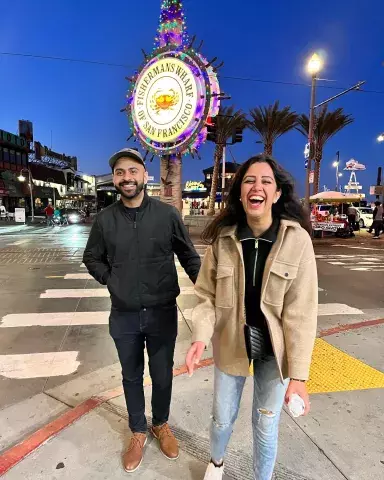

{"left": 177, "top": 271, "right": 189, "bottom": 279}
{"left": 80, "top": 263, "right": 86, "bottom": 268}
{"left": 180, "top": 286, "right": 195, "bottom": 295}
{"left": 332, "top": 245, "right": 382, "bottom": 251}
{"left": 349, "top": 267, "right": 371, "bottom": 271}
{"left": 318, "top": 287, "right": 324, "bottom": 292}
{"left": 318, "top": 304, "right": 364, "bottom": 316}
{"left": 40, "top": 289, "right": 109, "bottom": 298}
{"left": 0, "top": 311, "right": 109, "bottom": 328}
{"left": 0, "top": 351, "right": 80, "bottom": 379}
{"left": 7, "top": 239, "right": 31, "bottom": 246}
{"left": 182, "top": 303, "right": 361, "bottom": 318}
{"left": 64, "top": 273, "right": 93, "bottom": 280}
{"left": 328, "top": 261, "right": 346, "bottom": 265}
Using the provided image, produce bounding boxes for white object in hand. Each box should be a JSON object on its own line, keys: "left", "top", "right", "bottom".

{"left": 288, "top": 393, "right": 305, "bottom": 418}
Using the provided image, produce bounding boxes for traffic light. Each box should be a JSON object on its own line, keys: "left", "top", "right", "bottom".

{"left": 206, "top": 117, "right": 218, "bottom": 143}
{"left": 232, "top": 127, "right": 243, "bottom": 144}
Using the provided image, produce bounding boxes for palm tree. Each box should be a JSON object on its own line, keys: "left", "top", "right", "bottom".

{"left": 160, "top": 154, "right": 183, "bottom": 212}
{"left": 207, "top": 106, "right": 247, "bottom": 216}
{"left": 297, "top": 106, "right": 354, "bottom": 194}
{"left": 248, "top": 101, "right": 298, "bottom": 156}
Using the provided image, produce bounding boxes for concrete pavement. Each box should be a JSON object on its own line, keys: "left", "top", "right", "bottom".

{"left": 0, "top": 224, "right": 383, "bottom": 479}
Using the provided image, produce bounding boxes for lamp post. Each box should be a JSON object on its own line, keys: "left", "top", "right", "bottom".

{"left": 332, "top": 151, "right": 343, "bottom": 191}
{"left": 377, "top": 134, "right": 384, "bottom": 205}
{"left": 18, "top": 168, "right": 34, "bottom": 222}
{"left": 46, "top": 177, "right": 56, "bottom": 208}
{"left": 305, "top": 53, "right": 324, "bottom": 209}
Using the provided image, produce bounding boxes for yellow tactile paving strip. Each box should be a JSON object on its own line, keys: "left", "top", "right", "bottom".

{"left": 307, "top": 338, "right": 384, "bottom": 394}
{"left": 250, "top": 338, "right": 384, "bottom": 394}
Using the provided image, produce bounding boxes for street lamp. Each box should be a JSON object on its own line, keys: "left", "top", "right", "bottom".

{"left": 332, "top": 151, "right": 343, "bottom": 190}
{"left": 377, "top": 133, "right": 384, "bottom": 143}
{"left": 305, "top": 53, "right": 324, "bottom": 209}
{"left": 18, "top": 168, "right": 34, "bottom": 222}
{"left": 46, "top": 177, "right": 56, "bottom": 208}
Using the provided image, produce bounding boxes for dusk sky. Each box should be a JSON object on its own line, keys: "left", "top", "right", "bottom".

{"left": 1, "top": 0, "right": 383, "bottom": 195}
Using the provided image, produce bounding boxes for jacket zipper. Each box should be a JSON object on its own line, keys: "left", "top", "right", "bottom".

{"left": 133, "top": 212, "right": 137, "bottom": 229}
{"left": 253, "top": 239, "right": 259, "bottom": 287}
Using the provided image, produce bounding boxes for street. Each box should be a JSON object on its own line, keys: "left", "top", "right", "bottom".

{"left": 0, "top": 224, "right": 383, "bottom": 479}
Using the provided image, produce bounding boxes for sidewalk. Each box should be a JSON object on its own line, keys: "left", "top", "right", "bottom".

{"left": 0, "top": 245, "right": 383, "bottom": 479}
{"left": 1, "top": 318, "right": 383, "bottom": 480}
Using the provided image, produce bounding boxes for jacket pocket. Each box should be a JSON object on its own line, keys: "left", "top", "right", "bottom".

{"left": 215, "top": 264, "right": 234, "bottom": 308}
{"left": 264, "top": 262, "right": 298, "bottom": 306}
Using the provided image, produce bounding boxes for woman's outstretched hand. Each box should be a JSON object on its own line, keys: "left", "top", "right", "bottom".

{"left": 185, "top": 341, "right": 206, "bottom": 377}
{"left": 285, "top": 380, "right": 311, "bottom": 415}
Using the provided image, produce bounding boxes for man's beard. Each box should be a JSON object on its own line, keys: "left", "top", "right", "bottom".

{"left": 115, "top": 180, "right": 145, "bottom": 200}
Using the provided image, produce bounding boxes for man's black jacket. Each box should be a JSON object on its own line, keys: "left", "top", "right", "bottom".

{"left": 83, "top": 194, "right": 201, "bottom": 311}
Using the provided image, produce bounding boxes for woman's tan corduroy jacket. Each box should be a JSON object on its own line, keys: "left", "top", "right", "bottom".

{"left": 191, "top": 219, "right": 318, "bottom": 381}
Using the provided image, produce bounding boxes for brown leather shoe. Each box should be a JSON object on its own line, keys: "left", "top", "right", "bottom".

{"left": 123, "top": 433, "right": 147, "bottom": 473}
{"left": 151, "top": 423, "right": 179, "bottom": 460}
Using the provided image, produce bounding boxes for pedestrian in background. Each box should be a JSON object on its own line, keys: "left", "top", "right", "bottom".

{"left": 186, "top": 154, "right": 318, "bottom": 480}
{"left": 347, "top": 204, "right": 358, "bottom": 231}
{"left": 44, "top": 203, "right": 54, "bottom": 226}
{"left": 83, "top": 148, "right": 201, "bottom": 473}
{"left": 372, "top": 200, "right": 384, "bottom": 239}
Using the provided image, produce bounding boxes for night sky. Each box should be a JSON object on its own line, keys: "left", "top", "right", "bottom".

{"left": 1, "top": 0, "right": 383, "bottom": 196}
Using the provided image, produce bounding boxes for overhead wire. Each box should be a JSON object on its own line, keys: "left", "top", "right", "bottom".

{"left": 1, "top": 51, "right": 383, "bottom": 95}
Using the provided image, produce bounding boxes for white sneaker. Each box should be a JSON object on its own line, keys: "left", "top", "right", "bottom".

{"left": 203, "top": 461, "right": 224, "bottom": 480}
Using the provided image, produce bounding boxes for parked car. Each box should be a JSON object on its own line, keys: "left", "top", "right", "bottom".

{"left": 316, "top": 204, "right": 332, "bottom": 218}
{"left": 356, "top": 207, "right": 373, "bottom": 228}
{"left": 61, "top": 208, "right": 86, "bottom": 224}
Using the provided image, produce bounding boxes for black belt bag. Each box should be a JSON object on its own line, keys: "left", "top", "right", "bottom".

{"left": 244, "top": 324, "right": 269, "bottom": 361}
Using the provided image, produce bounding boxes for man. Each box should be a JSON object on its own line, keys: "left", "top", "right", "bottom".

{"left": 347, "top": 204, "right": 358, "bottom": 232}
{"left": 83, "top": 148, "right": 201, "bottom": 472}
{"left": 372, "top": 200, "right": 384, "bottom": 239}
{"left": 44, "top": 203, "right": 54, "bottom": 226}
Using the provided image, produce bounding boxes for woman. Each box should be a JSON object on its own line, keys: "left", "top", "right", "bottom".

{"left": 186, "top": 155, "right": 318, "bottom": 480}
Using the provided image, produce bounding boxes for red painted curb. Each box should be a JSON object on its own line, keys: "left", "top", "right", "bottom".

{"left": 0, "top": 359, "right": 215, "bottom": 476}
{"left": 0, "top": 389, "right": 122, "bottom": 476}
{"left": 319, "top": 318, "right": 384, "bottom": 337}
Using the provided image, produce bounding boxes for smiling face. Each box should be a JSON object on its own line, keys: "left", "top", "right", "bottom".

{"left": 240, "top": 161, "right": 281, "bottom": 223}
{"left": 113, "top": 157, "right": 148, "bottom": 202}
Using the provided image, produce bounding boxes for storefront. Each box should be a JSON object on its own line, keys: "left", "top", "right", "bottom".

{"left": 0, "top": 128, "right": 30, "bottom": 212}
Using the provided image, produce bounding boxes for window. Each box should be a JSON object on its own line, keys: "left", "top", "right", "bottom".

{"left": 21, "top": 153, "right": 28, "bottom": 166}
{"left": 3, "top": 148, "right": 9, "bottom": 163}
{"left": 9, "top": 150, "right": 15, "bottom": 164}
{"left": 16, "top": 152, "right": 21, "bottom": 165}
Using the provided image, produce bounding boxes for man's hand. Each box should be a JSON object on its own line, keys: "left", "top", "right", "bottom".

{"left": 185, "top": 341, "right": 205, "bottom": 377}
{"left": 285, "top": 380, "right": 311, "bottom": 415}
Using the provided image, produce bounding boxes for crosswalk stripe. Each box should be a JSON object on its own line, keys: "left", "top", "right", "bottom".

{"left": 0, "top": 311, "right": 109, "bottom": 328}
{"left": 318, "top": 304, "right": 363, "bottom": 316}
{"left": 64, "top": 273, "right": 93, "bottom": 280}
{"left": 181, "top": 302, "right": 359, "bottom": 320}
{"left": 0, "top": 352, "right": 80, "bottom": 379}
{"left": 40, "top": 289, "right": 109, "bottom": 298}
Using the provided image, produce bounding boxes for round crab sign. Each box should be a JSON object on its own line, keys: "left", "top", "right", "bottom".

{"left": 127, "top": 46, "right": 220, "bottom": 157}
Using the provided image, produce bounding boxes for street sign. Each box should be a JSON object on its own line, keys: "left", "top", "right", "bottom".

{"left": 15, "top": 208, "right": 25, "bottom": 223}
{"left": 370, "top": 185, "right": 384, "bottom": 195}
{"left": 309, "top": 171, "right": 315, "bottom": 184}
{"left": 304, "top": 143, "right": 310, "bottom": 159}
{"left": 147, "top": 176, "right": 155, "bottom": 181}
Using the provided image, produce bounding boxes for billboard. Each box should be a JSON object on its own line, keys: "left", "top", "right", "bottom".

{"left": 19, "top": 120, "right": 34, "bottom": 143}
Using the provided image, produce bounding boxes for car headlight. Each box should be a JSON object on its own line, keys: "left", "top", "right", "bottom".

{"left": 69, "top": 215, "right": 80, "bottom": 222}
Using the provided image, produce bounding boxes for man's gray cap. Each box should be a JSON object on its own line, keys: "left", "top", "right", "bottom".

{"left": 109, "top": 148, "right": 146, "bottom": 170}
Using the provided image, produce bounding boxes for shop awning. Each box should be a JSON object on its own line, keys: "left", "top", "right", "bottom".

{"left": 32, "top": 185, "right": 61, "bottom": 199}
{"left": 29, "top": 164, "right": 66, "bottom": 185}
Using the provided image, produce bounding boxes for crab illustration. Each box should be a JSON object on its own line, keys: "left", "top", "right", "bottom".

{"left": 150, "top": 89, "right": 180, "bottom": 114}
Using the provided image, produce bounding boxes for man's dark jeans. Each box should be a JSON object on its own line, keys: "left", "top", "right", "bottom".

{"left": 109, "top": 305, "right": 178, "bottom": 433}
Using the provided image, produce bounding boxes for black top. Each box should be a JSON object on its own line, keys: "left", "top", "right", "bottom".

{"left": 83, "top": 194, "right": 201, "bottom": 312}
{"left": 237, "top": 218, "right": 280, "bottom": 353}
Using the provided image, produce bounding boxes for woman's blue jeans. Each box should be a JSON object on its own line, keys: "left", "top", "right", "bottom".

{"left": 210, "top": 357, "right": 289, "bottom": 480}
